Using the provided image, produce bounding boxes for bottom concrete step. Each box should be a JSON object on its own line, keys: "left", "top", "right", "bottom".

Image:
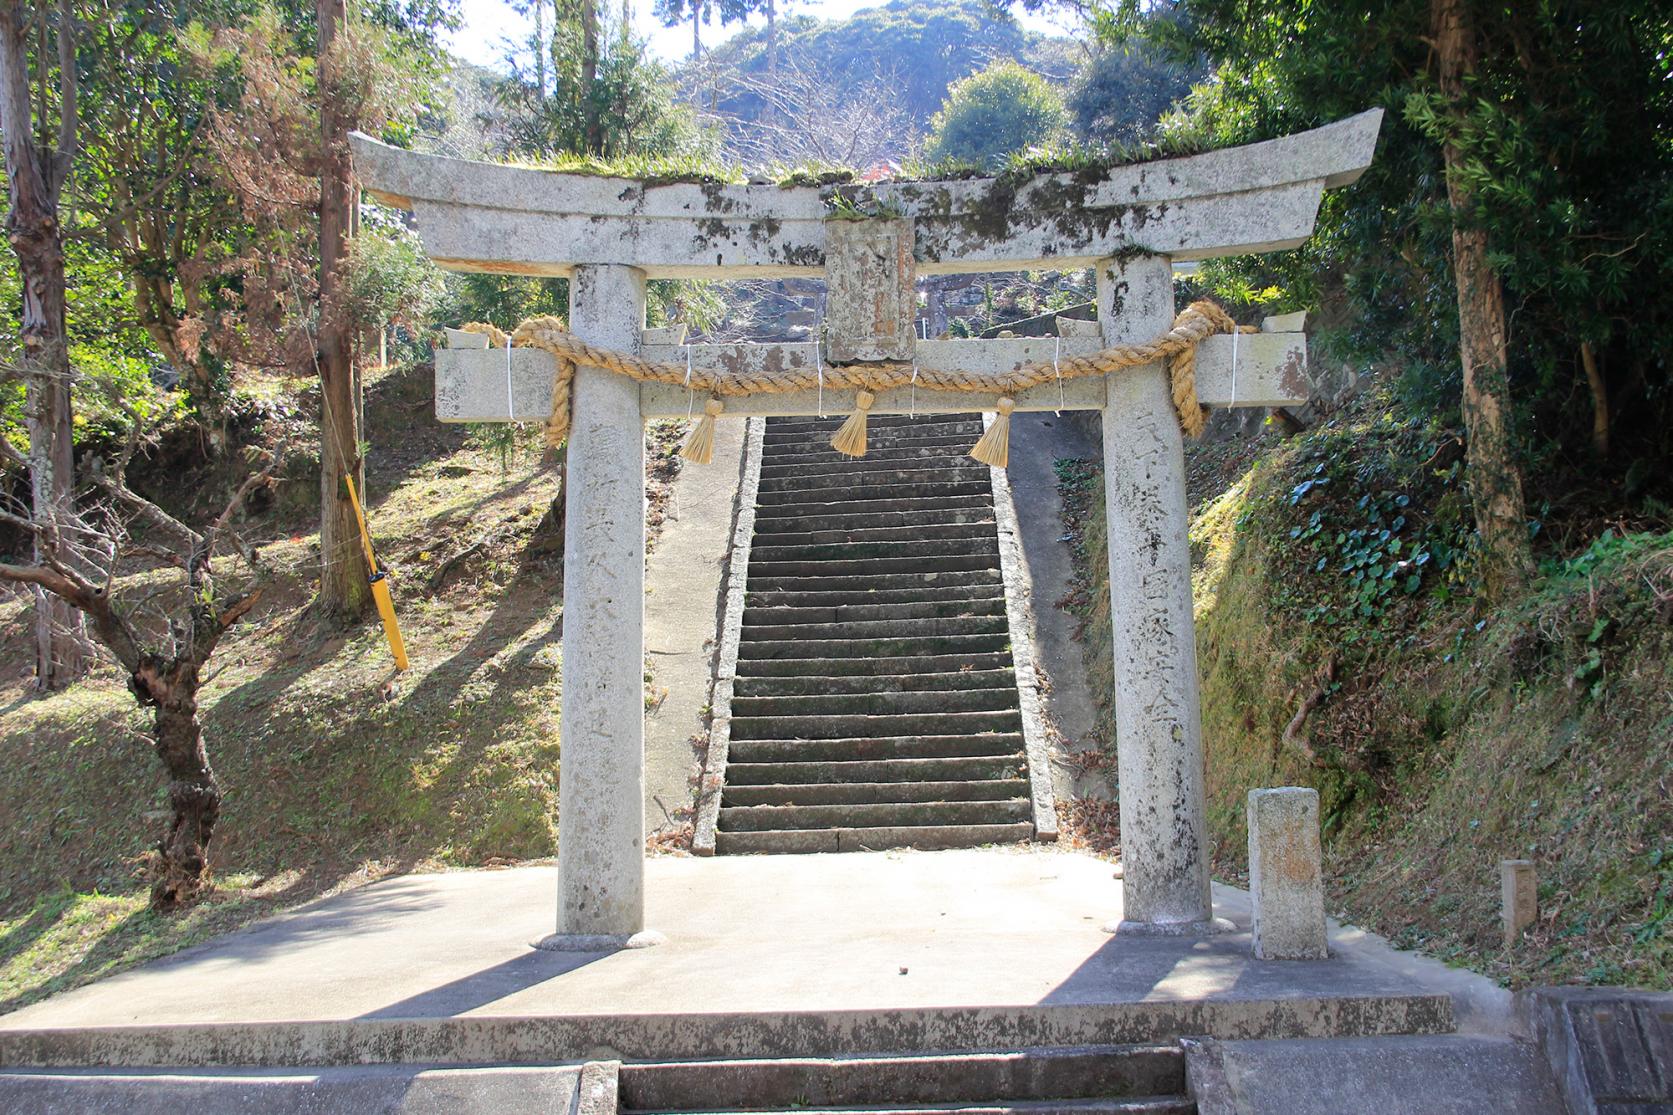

{"left": 640, "top": 1101, "right": 1194, "bottom": 1115}
{"left": 715, "top": 822, "right": 1034, "bottom": 854}
{"left": 619, "top": 1045, "right": 1186, "bottom": 1111}
{"left": 0, "top": 1064, "right": 585, "bottom": 1114}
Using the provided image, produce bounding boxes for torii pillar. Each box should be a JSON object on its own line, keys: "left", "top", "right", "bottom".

{"left": 1098, "top": 255, "right": 1225, "bottom": 935}
{"left": 537, "top": 264, "right": 662, "bottom": 950}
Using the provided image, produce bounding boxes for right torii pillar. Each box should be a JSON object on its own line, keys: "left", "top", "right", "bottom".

{"left": 1099, "top": 255, "right": 1229, "bottom": 936}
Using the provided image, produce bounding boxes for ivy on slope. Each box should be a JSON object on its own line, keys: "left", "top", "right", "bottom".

{"left": 1057, "top": 395, "right": 1673, "bottom": 988}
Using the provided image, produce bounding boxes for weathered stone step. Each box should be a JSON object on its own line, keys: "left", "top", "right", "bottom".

{"left": 754, "top": 494, "right": 994, "bottom": 519}
{"left": 743, "top": 599, "right": 1006, "bottom": 627}
{"left": 745, "top": 583, "right": 1003, "bottom": 609}
{"left": 757, "top": 466, "right": 992, "bottom": 493}
{"left": 725, "top": 733, "right": 1025, "bottom": 764}
{"left": 751, "top": 506, "right": 996, "bottom": 534}
{"left": 762, "top": 442, "right": 983, "bottom": 467}
{"left": 724, "top": 755, "right": 1027, "bottom": 786}
{"left": 748, "top": 555, "right": 999, "bottom": 580}
{"left": 747, "top": 569, "right": 1001, "bottom": 597}
{"left": 731, "top": 708, "right": 1022, "bottom": 741}
{"left": 734, "top": 632, "right": 1010, "bottom": 661}
{"left": 740, "top": 615, "right": 1007, "bottom": 644}
{"left": 721, "top": 799, "right": 1031, "bottom": 833}
{"left": 713, "top": 822, "right": 1034, "bottom": 855}
{"left": 0, "top": 1065, "right": 591, "bottom": 1112}
{"left": 618, "top": 1045, "right": 1185, "bottom": 1111}
{"left": 764, "top": 415, "right": 980, "bottom": 437}
{"left": 723, "top": 779, "right": 1031, "bottom": 807}
{"left": 633, "top": 1101, "right": 1193, "bottom": 1115}
{"left": 735, "top": 668, "right": 1016, "bottom": 698}
{"left": 748, "top": 537, "right": 998, "bottom": 564}
{"left": 731, "top": 687, "right": 1020, "bottom": 718}
{"left": 755, "top": 481, "right": 991, "bottom": 506}
{"left": 753, "top": 521, "right": 997, "bottom": 548}
{"left": 735, "top": 652, "right": 1016, "bottom": 678}
{"left": 758, "top": 454, "right": 990, "bottom": 479}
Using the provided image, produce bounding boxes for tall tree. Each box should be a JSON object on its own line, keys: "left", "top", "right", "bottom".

{"left": 0, "top": 0, "right": 86, "bottom": 689}
{"left": 316, "top": 0, "right": 369, "bottom": 622}
{"left": 1428, "top": 0, "right": 1532, "bottom": 596}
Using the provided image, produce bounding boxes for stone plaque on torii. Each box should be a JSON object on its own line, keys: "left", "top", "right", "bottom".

{"left": 351, "top": 108, "right": 1382, "bottom": 948}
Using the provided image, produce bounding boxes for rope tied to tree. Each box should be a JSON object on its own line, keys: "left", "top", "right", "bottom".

{"left": 458, "top": 300, "right": 1254, "bottom": 466}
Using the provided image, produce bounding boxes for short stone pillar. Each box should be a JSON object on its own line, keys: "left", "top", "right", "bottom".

{"left": 538, "top": 263, "right": 661, "bottom": 951}
{"left": 1097, "top": 255, "right": 1219, "bottom": 935}
{"left": 1246, "top": 787, "right": 1328, "bottom": 960}
{"left": 1501, "top": 859, "right": 1537, "bottom": 948}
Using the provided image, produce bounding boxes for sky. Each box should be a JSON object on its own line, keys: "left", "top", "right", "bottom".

{"left": 444, "top": 0, "right": 1083, "bottom": 70}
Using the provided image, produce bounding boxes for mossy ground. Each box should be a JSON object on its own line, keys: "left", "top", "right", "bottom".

{"left": 1057, "top": 399, "right": 1673, "bottom": 989}
{"left": 0, "top": 361, "right": 686, "bottom": 1014}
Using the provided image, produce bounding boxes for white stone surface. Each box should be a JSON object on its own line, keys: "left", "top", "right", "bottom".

{"left": 548, "top": 264, "right": 651, "bottom": 943}
{"left": 1098, "top": 255, "right": 1215, "bottom": 932}
{"left": 433, "top": 332, "right": 1309, "bottom": 423}
{"left": 1248, "top": 787, "right": 1328, "bottom": 961}
{"left": 824, "top": 218, "right": 916, "bottom": 362}
{"left": 350, "top": 110, "right": 1382, "bottom": 278}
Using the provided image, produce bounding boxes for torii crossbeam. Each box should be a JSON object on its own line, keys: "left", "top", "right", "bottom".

{"left": 351, "top": 108, "right": 1382, "bottom": 948}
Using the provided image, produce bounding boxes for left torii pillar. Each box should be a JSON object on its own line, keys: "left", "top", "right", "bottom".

{"left": 536, "top": 264, "right": 663, "bottom": 950}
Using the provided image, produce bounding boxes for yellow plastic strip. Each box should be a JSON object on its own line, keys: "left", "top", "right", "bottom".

{"left": 344, "top": 475, "right": 410, "bottom": 671}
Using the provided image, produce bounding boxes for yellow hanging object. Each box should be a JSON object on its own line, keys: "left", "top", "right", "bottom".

{"left": 344, "top": 475, "right": 410, "bottom": 672}
{"left": 969, "top": 396, "right": 1016, "bottom": 468}
{"left": 679, "top": 397, "right": 724, "bottom": 464}
{"left": 831, "top": 389, "right": 875, "bottom": 457}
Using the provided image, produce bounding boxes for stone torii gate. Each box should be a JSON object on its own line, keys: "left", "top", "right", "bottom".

{"left": 351, "top": 108, "right": 1382, "bottom": 949}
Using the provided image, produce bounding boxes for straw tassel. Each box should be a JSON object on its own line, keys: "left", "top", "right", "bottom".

{"left": 830, "top": 390, "right": 875, "bottom": 458}
{"left": 969, "top": 396, "right": 1016, "bottom": 468}
{"left": 680, "top": 398, "right": 724, "bottom": 464}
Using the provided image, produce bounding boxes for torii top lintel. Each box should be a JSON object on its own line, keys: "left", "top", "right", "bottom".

{"left": 349, "top": 110, "right": 1382, "bottom": 281}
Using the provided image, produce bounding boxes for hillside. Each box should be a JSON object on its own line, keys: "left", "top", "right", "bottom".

{"left": 0, "top": 360, "right": 687, "bottom": 1013}
{"left": 1056, "top": 395, "right": 1673, "bottom": 988}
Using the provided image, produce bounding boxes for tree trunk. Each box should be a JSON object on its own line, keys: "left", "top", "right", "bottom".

{"left": 148, "top": 685, "right": 220, "bottom": 909}
{"left": 1580, "top": 341, "right": 1608, "bottom": 458}
{"left": 316, "top": 0, "right": 370, "bottom": 623}
{"left": 0, "top": 2, "right": 86, "bottom": 689}
{"left": 533, "top": 0, "right": 546, "bottom": 102}
{"left": 580, "top": 0, "right": 602, "bottom": 154}
{"left": 767, "top": 0, "right": 776, "bottom": 77}
{"left": 691, "top": 0, "right": 700, "bottom": 59}
{"left": 1432, "top": 0, "right": 1534, "bottom": 600}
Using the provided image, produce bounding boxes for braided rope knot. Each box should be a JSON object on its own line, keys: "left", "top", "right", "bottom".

{"left": 459, "top": 300, "right": 1253, "bottom": 455}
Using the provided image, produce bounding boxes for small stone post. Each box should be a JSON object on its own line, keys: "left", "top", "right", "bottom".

{"left": 1097, "top": 255, "right": 1220, "bottom": 935}
{"left": 1501, "top": 859, "right": 1537, "bottom": 949}
{"left": 1247, "top": 787, "right": 1328, "bottom": 960}
{"left": 538, "top": 263, "right": 661, "bottom": 951}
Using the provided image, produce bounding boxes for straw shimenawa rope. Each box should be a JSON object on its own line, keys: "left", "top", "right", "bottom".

{"left": 459, "top": 301, "right": 1254, "bottom": 466}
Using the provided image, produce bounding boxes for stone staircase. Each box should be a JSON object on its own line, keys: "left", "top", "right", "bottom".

{"left": 619, "top": 1044, "right": 1196, "bottom": 1115}
{"left": 715, "top": 413, "right": 1041, "bottom": 855}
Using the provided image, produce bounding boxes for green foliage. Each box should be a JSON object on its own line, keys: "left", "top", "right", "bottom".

{"left": 341, "top": 211, "right": 448, "bottom": 334}
{"left": 924, "top": 61, "right": 1069, "bottom": 170}
{"left": 499, "top": 7, "right": 707, "bottom": 161}
{"left": 1128, "top": 0, "right": 1673, "bottom": 531}
{"left": 1245, "top": 400, "right": 1475, "bottom": 639}
{"left": 1067, "top": 37, "right": 1203, "bottom": 145}
{"left": 704, "top": 0, "right": 1041, "bottom": 139}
